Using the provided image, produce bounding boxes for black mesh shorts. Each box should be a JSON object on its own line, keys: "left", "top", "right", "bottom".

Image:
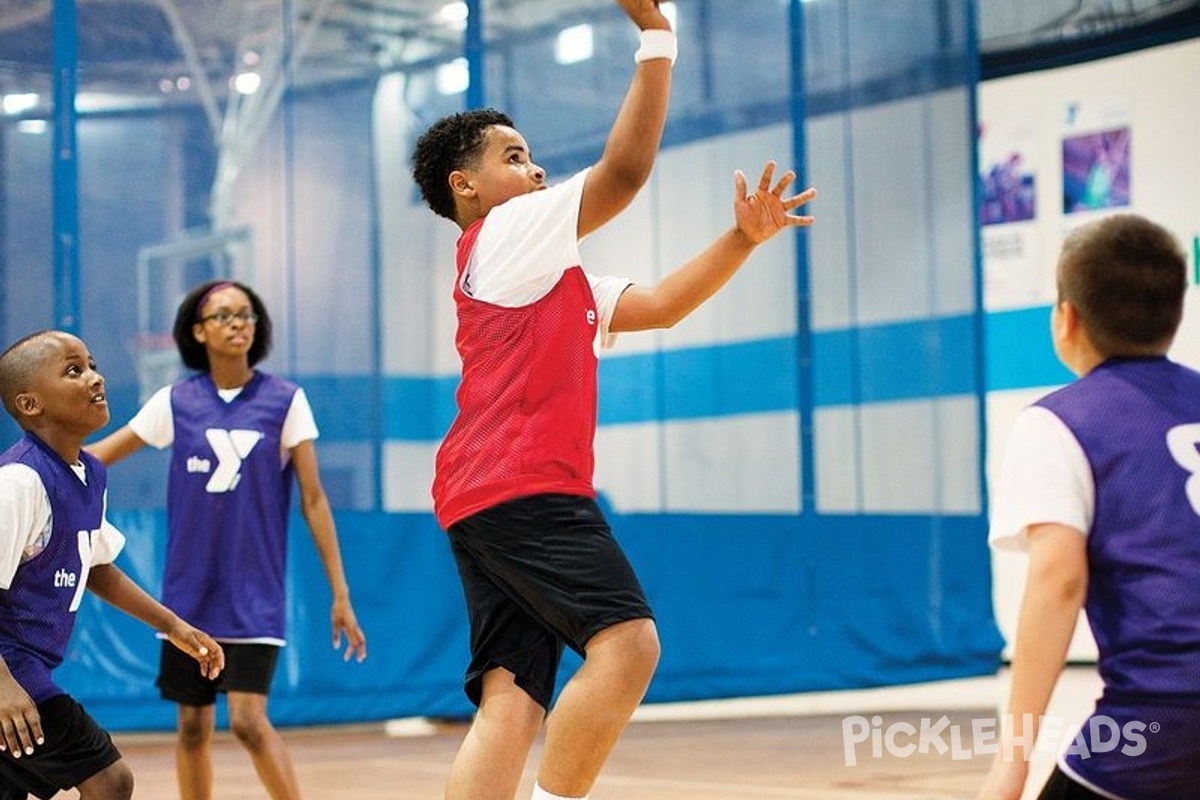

{"left": 447, "top": 493, "right": 654, "bottom": 710}
{"left": 0, "top": 694, "right": 121, "bottom": 800}
{"left": 157, "top": 640, "right": 280, "bottom": 706}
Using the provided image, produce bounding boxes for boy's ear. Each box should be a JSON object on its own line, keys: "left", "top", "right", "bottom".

{"left": 449, "top": 170, "right": 476, "bottom": 200}
{"left": 13, "top": 391, "right": 42, "bottom": 419}
{"left": 1057, "top": 299, "right": 1081, "bottom": 338}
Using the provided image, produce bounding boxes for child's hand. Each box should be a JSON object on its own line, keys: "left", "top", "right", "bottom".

{"left": 616, "top": 0, "right": 672, "bottom": 31}
{"left": 166, "top": 624, "right": 225, "bottom": 680}
{"left": 0, "top": 677, "right": 42, "bottom": 758}
{"left": 332, "top": 598, "right": 368, "bottom": 663}
{"left": 733, "top": 162, "right": 816, "bottom": 245}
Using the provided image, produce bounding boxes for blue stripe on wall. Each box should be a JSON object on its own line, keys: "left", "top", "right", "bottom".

{"left": 598, "top": 338, "right": 801, "bottom": 424}
{"left": 812, "top": 315, "right": 979, "bottom": 406}
{"left": 984, "top": 305, "right": 1074, "bottom": 391}
{"left": 301, "top": 309, "right": 1067, "bottom": 442}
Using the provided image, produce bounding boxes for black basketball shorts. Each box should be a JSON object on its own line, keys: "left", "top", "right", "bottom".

{"left": 447, "top": 493, "right": 654, "bottom": 710}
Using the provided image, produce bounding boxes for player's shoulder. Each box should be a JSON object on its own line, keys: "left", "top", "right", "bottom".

{"left": 258, "top": 370, "right": 302, "bottom": 397}
{"left": 0, "top": 460, "right": 44, "bottom": 489}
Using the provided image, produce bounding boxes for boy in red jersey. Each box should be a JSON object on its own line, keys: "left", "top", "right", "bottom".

{"left": 410, "top": 2, "right": 816, "bottom": 799}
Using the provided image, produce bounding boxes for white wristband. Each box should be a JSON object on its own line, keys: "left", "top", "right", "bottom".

{"left": 634, "top": 29, "right": 677, "bottom": 65}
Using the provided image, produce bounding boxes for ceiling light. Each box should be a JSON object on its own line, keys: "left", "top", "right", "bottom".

{"left": 556, "top": 24, "right": 594, "bottom": 65}
{"left": 436, "top": 58, "right": 469, "bottom": 95}
{"left": 435, "top": 2, "right": 468, "bottom": 31}
{"left": 232, "top": 71, "right": 262, "bottom": 95}
{"left": 2, "top": 93, "right": 39, "bottom": 115}
{"left": 16, "top": 120, "right": 47, "bottom": 135}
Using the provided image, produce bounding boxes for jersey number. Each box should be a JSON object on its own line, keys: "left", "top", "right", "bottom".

{"left": 1167, "top": 423, "right": 1200, "bottom": 516}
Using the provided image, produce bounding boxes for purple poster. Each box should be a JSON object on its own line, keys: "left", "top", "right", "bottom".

{"left": 981, "top": 151, "right": 1036, "bottom": 225}
{"left": 1062, "top": 127, "right": 1131, "bottom": 214}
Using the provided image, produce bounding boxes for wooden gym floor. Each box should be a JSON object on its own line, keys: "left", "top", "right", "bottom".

{"left": 51, "top": 667, "right": 1103, "bottom": 799}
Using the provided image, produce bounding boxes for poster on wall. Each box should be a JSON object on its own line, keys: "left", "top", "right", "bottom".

{"left": 1062, "top": 126, "right": 1131, "bottom": 214}
{"left": 1060, "top": 99, "right": 1133, "bottom": 216}
{"left": 981, "top": 148, "right": 1036, "bottom": 225}
{"left": 979, "top": 122, "right": 1047, "bottom": 310}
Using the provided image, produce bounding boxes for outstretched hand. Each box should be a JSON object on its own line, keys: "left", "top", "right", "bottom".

{"left": 733, "top": 162, "right": 816, "bottom": 245}
{"left": 616, "top": 0, "right": 672, "bottom": 31}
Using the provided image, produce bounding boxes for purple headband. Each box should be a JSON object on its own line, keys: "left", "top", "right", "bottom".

{"left": 195, "top": 281, "right": 238, "bottom": 320}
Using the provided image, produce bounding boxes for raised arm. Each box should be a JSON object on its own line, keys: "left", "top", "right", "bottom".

{"left": 85, "top": 425, "right": 147, "bottom": 466}
{"left": 610, "top": 162, "right": 816, "bottom": 332}
{"left": 578, "top": 0, "right": 674, "bottom": 237}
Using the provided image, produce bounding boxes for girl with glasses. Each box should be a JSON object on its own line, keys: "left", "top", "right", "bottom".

{"left": 87, "top": 280, "right": 367, "bottom": 800}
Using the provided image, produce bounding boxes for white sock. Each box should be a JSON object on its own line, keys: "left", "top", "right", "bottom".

{"left": 531, "top": 783, "right": 587, "bottom": 800}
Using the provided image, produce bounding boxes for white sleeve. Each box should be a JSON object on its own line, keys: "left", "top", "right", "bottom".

{"left": 280, "top": 387, "right": 319, "bottom": 451}
{"left": 466, "top": 169, "right": 590, "bottom": 306}
{"left": 0, "top": 464, "right": 52, "bottom": 589}
{"left": 92, "top": 490, "right": 126, "bottom": 565}
{"left": 587, "top": 272, "right": 634, "bottom": 351}
{"left": 127, "top": 384, "right": 175, "bottom": 449}
{"left": 989, "top": 405, "right": 1094, "bottom": 552}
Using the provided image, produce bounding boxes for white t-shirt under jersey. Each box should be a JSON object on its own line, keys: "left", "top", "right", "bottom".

{"left": 0, "top": 461, "right": 125, "bottom": 589}
{"left": 463, "top": 168, "right": 632, "bottom": 349}
{"left": 129, "top": 381, "right": 319, "bottom": 462}
{"left": 989, "top": 405, "right": 1095, "bottom": 551}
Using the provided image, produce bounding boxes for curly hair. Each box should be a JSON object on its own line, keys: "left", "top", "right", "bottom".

{"left": 411, "top": 108, "right": 515, "bottom": 222}
{"left": 172, "top": 280, "right": 273, "bottom": 372}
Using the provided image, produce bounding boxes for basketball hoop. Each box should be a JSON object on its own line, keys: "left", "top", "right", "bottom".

{"left": 130, "top": 333, "right": 180, "bottom": 405}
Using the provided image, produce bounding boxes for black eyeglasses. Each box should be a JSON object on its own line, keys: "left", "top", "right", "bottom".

{"left": 199, "top": 310, "right": 259, "bottom": 326}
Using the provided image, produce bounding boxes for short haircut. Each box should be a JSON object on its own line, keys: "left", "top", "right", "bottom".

{"left": 0, "top": 331, "right": 59, "bottom": 420}
{"left": 411, "top": 108, "right": 515, "bottom": 222}
{"left": 173, "top": 280, "right": 273, "bottom": 372}
{"left": 1057, "top": 213, "right": 1187, "bottom": 357}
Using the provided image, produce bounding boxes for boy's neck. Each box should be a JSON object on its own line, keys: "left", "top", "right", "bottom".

{"left": 26, "top": 426, "right": 85, "bottom": 465}
{"left": 456, "top": 208, "right": 483, "bottom": 231}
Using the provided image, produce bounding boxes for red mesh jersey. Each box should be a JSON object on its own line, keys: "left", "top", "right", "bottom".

{"left": 432, "top": 220, "right": 599, "bottom": 529}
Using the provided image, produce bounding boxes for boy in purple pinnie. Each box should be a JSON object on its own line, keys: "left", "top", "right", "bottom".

{"left": 980, "top": 214, "right": 1200, "bottom": 800}
{"left": 0, "top": 330, "right": 223, "bottom": 800}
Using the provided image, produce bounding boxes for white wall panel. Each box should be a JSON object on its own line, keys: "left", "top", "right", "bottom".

{"left": 661, "top": 412, "right": 801, "bottom": 513}
{"left": 807, "top": 115, "right": 855, "bottom": 332}
{"left": 594, "top": 421, "right": 664, "bottom": 512}
{"left": 814, "top": 406, "right": 861, "bottom": 513}
{"left": 382, "top": 441, "right": 437, "bottom": 512}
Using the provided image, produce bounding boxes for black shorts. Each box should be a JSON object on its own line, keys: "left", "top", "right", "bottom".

{"left": 1036, "top": 767, "right": 1110, "bottom": 800}
{"left": 447, "top": 493, "right": 654, "bottom": 711}
{"left": 157, "top": 641, "right": 280, "bottom": 706}
{"left": 0, "top": 694, "right": 121, "bottom": 800}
